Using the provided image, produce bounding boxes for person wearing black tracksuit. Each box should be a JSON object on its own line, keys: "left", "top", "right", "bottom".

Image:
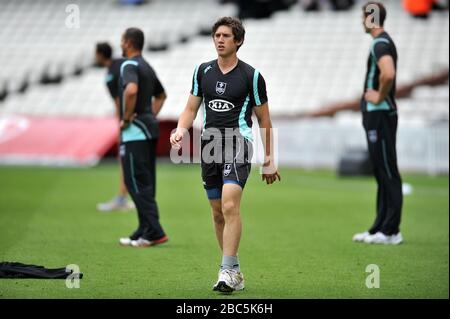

{"left": 117, "top": 28, "right": 169, "bottom": 248}
{"left": 353, "top": 2, "right": 403, "bottom": 245}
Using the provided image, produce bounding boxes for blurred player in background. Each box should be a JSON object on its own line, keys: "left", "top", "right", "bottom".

{"left": 353, "top": 2, "right": 404, "bottom": 245}
{"left": 95, "top": 42, "right": 134, "bottom": 212}
{"left": 118, "top": 28, "right": 169, "bottom": 248}
{"left": 170, "top": 17, "right": 280, "bottom": 293}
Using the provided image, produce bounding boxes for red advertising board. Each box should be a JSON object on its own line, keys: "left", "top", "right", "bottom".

{"left": 0, "top": 115, "right": 119, "bottom": 166}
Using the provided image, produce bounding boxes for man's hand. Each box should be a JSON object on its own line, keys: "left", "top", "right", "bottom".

{"left": 120, "top": 120, "right": 130, "bottom": 130}
{"left": 364, "top": 89, "right": 382, "bottom": 105}
{"left": 170, "top": 128, "right": 185, "bottom": 150}
{"left": 261, "top": 158, "right": 281, "bottom": 185}
{"left": 120, "top": 114, "right": 136, "bottom": 130}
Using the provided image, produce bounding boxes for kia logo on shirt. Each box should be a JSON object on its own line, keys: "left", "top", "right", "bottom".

{"left": 208, "top": 99, "right": 235, "bottom": 112}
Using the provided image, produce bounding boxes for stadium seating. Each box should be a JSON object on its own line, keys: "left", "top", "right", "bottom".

{"left": 0, "top": 0, "right": 447, "bottom": 120}
{"left": 0, "top": 0, "right": 236, "bottom": 117}
{"left": 0, "top": 0, "right": 448, "bottom": 172}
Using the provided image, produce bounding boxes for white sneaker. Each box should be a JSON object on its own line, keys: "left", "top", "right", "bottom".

{"left": 389, "top": 233, "right": 403, "bottom": 245}
{"left": 119, "top": 237, "right": 132, "bottom": 246}
{"left": 130, "top": 236, "right": 169, "bottom": 248}
{"left": 131, "top": 238, "right": 152, "bottom": 247}
{"left": 97, "top": 196, "right": 135, "bottom": 212}
{"left": 364, "top": 232, "right": 391, "bottom": 244}
{"left": 213, "top": 269, "right": 245, "bottom": 293}
{"left": 352, "top": 231, "right": 370, "bottom": 242}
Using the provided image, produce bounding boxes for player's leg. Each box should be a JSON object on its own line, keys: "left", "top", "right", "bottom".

{"left": 116, "top": 113, "right": 128, "bottom": 200}
{"left": 112, "top": 154, "right": 134, "bottom": 210}
{"left": 209, "top": 198, "right": 224, "bottom": 251}
{"left": 97, "top": 136, "right": 134, "bottom": 212}
{"left": 203, "top": 161, "right": 237, "bottom": 291}
{"left": 118, "top": 142, "right": 144, "bottom": 245}
{"left": 130, "top": 139, "right": 167, "bottom": 247}
{"left": 204, "top": 175, "right": 232, "bottom": 291}
{"left": 365, "top": 117, "right": 390, "bottom": 243}
{"left": 213, "top": 183, "right": 245, "bottom": 293}
{"left": 214, "top": 141, "right": 250, "bottom": 292}
{"left": 117, "top": 136, "right": 131, "bottom": 201}
{"left": 221, "top": 183, "right": 243, "bottom": 258}
{"left": 364, "top": 112, "right": 402, "bottom": 244}
{"left": 354, "top": 111, "right": 385, "bottom": 242}
{"left": 220, "top": 138, "right": 251, "bottom": 264}
{"left": 202, "top": 145, "right": 224, "bottom": 250}
{"left": 378, "top": 112, "right": 403, "bottom": 241}
{"left": 368, "top": 166, "right": 388, "bottom": 234}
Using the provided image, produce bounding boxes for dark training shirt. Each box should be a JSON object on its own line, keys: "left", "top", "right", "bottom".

{"left": 191, "top": 59, "right": 268, "bottom": 142}
{"left": 362, "top": 32, "right": 398, "bottom": 112}
{"left": 119, "top": 55, "right": 165, "bottom": 142}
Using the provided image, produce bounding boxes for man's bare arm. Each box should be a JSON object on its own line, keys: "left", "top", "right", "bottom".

{"left": 169, "top": 94, "right": 203, "bottom": 148}
{"left": 152, "top": 92, "right": 167, "bottom": 116}
{"left": 254, "top": 103, "right": 281, "bottom": 184}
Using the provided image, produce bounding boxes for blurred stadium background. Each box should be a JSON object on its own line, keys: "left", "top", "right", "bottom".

{"left": 0, "top": 0, "right": 448, "bottom": 172}
{"left": 0, "top": 0, "right": 448, "bottom": 299}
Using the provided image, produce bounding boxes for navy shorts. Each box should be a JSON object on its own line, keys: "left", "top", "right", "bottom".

{"left": 201, "top": 136, "right": 252, "bottom": 200}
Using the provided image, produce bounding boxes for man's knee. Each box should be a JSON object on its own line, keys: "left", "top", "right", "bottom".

{"left": 222, "top": 200, "right": 239, "bottom": 217}
{"left": 210, "top": 200, "right": 224, "bottom": 224}
{"left": 213, "top": 210, "right": 225, "bottom": 225}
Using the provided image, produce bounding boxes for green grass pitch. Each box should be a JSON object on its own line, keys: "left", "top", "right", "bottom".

{"left": 0, "top": 163, "right": 448, "bottom": 298}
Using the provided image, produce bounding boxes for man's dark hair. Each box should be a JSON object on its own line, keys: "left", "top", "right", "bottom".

{"left": 211, "top": 17, "right": 245, "bottom": 50}
{"left": 363, "top": 2, "right": 387, "bottom": 27}
{"left": 124, "top": 27, "right": 145, "bottom": 51}
{"left": 96, "top": 42, "right": 112, "bottom": 59}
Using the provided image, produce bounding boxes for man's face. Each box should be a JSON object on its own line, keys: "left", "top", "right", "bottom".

{"left": 213, "top": 25, "right": 241, "bottom": 57}
{"left": 362, "top": 13, "right": 371, "bottom": 33}
{"left": 121, "top": 35, "right": 128, "bottom": 57}
{"left": 362, "top": 5, "right": 383, "bottom": 33}
{"left": 95, "top": 52, "right": 106, "bottom": 67}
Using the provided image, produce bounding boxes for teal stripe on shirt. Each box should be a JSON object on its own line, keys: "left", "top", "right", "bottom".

{"left": 370, "top": 38, "right": 390, "bottom": 58}
{"left": 105, "top": 74, "right": 114, "bottom": 83}
{"left": 367, "top": 101, "right": 390, "bottom": 112}
{"left": 253, "top": 70, "right": 261, "bottom": 105}
{"left": 120, "top": 60, "right": 138, "bottom": 77}
{"left": 238, "top": 95, "right": 253, "bottom": 142}
{"left": 366, "top": 38, "right": 392, "bottom": 111}
{"left": 193, "top": 65, "right": 200, "bottom": 96}
{"left": 121, "top": 123, "right": 147, "bottom": 143}
{"left": 120, "top": 60, "right": 139, "bottom": 116}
